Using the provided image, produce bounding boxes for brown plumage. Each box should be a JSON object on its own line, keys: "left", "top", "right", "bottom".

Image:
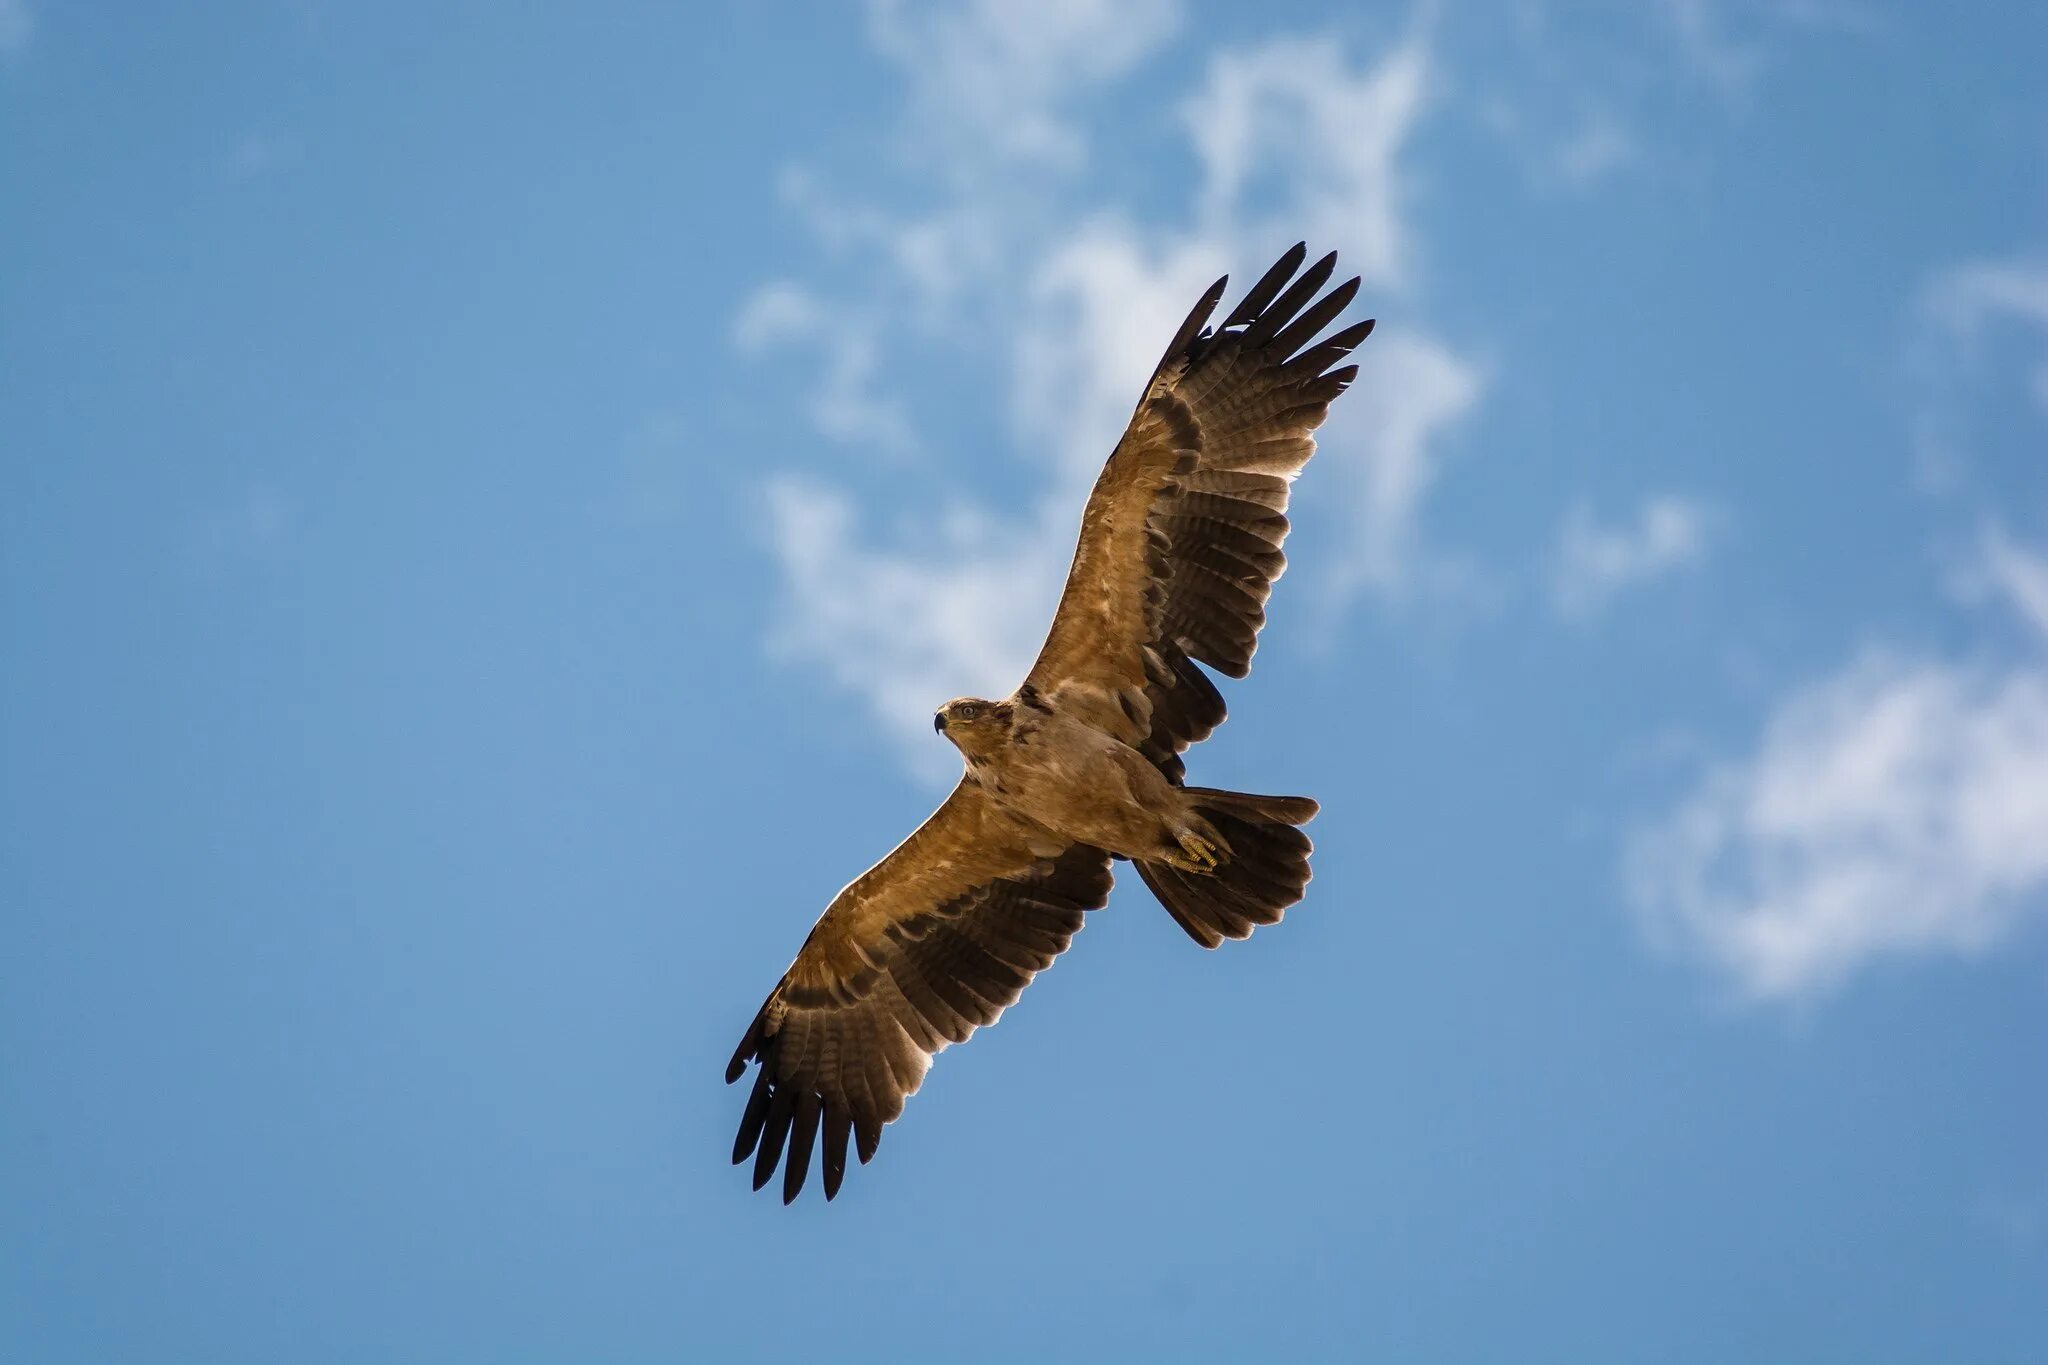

{"left": 727, "top": 243, "right": 1371, "bottom": 1201}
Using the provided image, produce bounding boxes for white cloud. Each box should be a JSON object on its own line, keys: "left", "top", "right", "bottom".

{"left": 1930, "top": 260, "right": 2048, "bottom": 331}
{"left": 1979, "top": 525, "right": 2048, "bottom": 636}
{"left": 1481, "top": 1, "right": 1877, "bottom": 193}
{"left": 867, "top": 0, "right": 1183, "bottom": 176}
{"left": 187, "top": 484, "right": 299, "bottom": 567}
{"left": 1320, "top": 330, "right": 1484, "bottom": 603}
{"left": 732, "top": 283, "right": 916, "bottom": 455}
{"left": 1549, "top": 116, "right": 1637, "bottom": 187}
{"left": 224, "top": 132, "right": 300, "bottom": 181}
{"left": 765, "top": 477, "right": 1068, "bottom": 775}
{"left": 1658, "top": 0, "right": 1765, "bottom": 97}
{"left": 775, "top": 167, "right": 1000, "bottom": 324}
{"left": 1183, "top": 33, "right": 1429, "bottom": 294}
{"left": 1657, "top": 0, "right": 1881, "bottom": 101}
{"left": 1473, "top": 88, "right": 1636, "bottom": 197}
{"left": 1925, "top": 257, "right": 2048, "bottom": 413}
{"left": 1551, "top": 495, "right": 1714, "bottom": 619}
{"left": 1910, "top": 253, "right": 2048, "bottom": 493}
{"left": 1629, "top": 532, "right": 2048, "bottom": 1003}
{"left": 0, "top": 0, "right": 31, "bottom": 55}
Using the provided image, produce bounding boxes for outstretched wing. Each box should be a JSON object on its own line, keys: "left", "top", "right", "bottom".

{"left": 725, "top": 781, "right": 1114, "bottom": 1202}
{"left": 1024, "top": 243, "right": 1371, "bottom": 782}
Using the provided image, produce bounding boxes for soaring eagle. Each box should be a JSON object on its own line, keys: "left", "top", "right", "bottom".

{"left": 728, "top": 243, "right": 1371, "bottom": 1202}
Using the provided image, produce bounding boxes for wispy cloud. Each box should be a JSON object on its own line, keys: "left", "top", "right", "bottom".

{"left": 186, "top": 484, "right": 300, "bottom": 569}
{"left": 1551, "top": 496, "right": 1714, "bottom": 619}
{"left": 1658, "top": 0, "right": 1766, "bottom": 98}
{"left": 1925, "top": 256, "right": 2048, "bottom": 412}
{"left": 1910, "top": 252, "right": 2048, "bottom": 492}
{"left": 1657, "top": 0, "right": 1882, "bottom": 102}
{"left": 732, "top": 283, "right": 917, "bottom": 456}
{"left": 1627, "top": 537, "right": 2048, "bottom": 1001}
{"left": 1480, "top": 0, "right": 1878, "bottom": 193}
{"left": 867, "top": 0, "right": 1184, "bottom": 176}
{"left": 1321, "top": 330, "right": 1484, "bottom": 605}
{"left": 222, "top": 132, "right": 301, "bottom": 181}
{"left": 1182, "top": 32, "right": 1429, "bottom": 291}
{"left": 0, "top": 0, "right": 32, "bottom": 56}
{"left": 764, "top": 477, "right": 1066, "bottom": 776}
{"left": 1475, "top": 91, "right": 1638, "bottom": 197}
{"left": 1933, "top": 260, "right": 2048, "bottom": 332}
{"left": 1977, "top": 525, "right": 2048, "bottom": 636}
{"left": 1549, "top": 115, "right": 1637, "bottom": 188}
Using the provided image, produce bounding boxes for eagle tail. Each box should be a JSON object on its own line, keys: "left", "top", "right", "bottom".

{"left": 1135, "top": 788, "right": 1317, "bottom": 948}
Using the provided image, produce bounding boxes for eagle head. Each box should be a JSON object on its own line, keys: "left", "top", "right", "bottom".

{"left": 934, "top": 696, "right": 1012, "bottom": 758}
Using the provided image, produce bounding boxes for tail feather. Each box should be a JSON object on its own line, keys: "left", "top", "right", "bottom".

{"left": 1138, "top": 788, "right": 1317, "bottom": 948}
{"left": 1180, "top": 788, "right": 1320, "bottom": 825}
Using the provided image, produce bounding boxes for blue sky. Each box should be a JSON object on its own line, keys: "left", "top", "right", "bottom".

{"left": 4, "top": 2, "right": 2046, "bottom": 1360}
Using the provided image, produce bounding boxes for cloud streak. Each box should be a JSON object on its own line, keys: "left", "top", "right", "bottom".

{"left": 1551, "top": 496, "right": 1714, "bottom": 619}
{"left": 867, "top": 0, "right": 1185, "bottom": 176}
{"left": 1628, "top": 554, "right": 2048, "bottom": 1001}
{"left": 0, "top": 0, "right": 31, "bottom": 56}
{"left": 764, "top": 477, "right": 1066, "bottom": 776}
{"left": 732, "top": 283, "right": 917, "bottom": 456}
{"left": 1926, "top": 257, "right": 2048, "bottom": 412}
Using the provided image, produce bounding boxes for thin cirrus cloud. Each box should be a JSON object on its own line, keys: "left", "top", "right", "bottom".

{"left": 1551, "top": 495, "right": 1715, "bottom": 620}
{"left": 763, "top": 478, "right": 1066, "bottom": 778}
{"left": 1626, "top": 535, "right": 2048, "bottom": 1003}
{"left": 1925, "top": 256, "right": 2048, "bottom": 411}
{"left": 0, "top": 0, "right": 30, "bottom": 56}
{"left": 747, "top": 12, "right": 1484, "bottom": 771}
{"left": 731, "top": 283, "right": 917, "bottom": 457}
{"left": 1474, "top": 0, "right": 1882, "bottom": 202}
{"left": 867, "top": 0, "right": 1185, "bottom": 175}
{"left": 1655, "top": 0, "right": 1884, "bottom": 103}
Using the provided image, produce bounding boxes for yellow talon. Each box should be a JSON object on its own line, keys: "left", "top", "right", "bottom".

{"left": 1176, "top": 832, "right": 1223, "bottom": 872}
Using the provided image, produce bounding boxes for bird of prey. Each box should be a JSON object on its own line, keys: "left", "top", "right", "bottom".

{"left": 727, "top": 243, "right": 1371, "bottom": 1202}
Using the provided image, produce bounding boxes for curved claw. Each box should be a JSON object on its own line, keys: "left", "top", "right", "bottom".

{"left": 1173, "top": 832, "right": 1224, "bottom": 873}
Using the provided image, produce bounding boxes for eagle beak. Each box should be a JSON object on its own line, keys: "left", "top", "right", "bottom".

{"left": 933, "top": 711, "right": 948, "bottom": 734}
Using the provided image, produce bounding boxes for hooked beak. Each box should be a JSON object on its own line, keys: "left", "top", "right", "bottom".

{"left": 933, "top": 711, "right": 948, "bottom": 734}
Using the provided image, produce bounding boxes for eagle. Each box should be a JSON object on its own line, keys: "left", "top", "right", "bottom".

{"left": 727, "top": 243, "right": 1371, "bottom": 1202}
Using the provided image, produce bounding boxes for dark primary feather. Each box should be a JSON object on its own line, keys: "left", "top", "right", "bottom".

{"left": 1155, "top": 274, "right": 1230, "bottom": 374}
{"left": 1119, "top": 243, "right": 1373, "bottom": 769}
{"left": 1237, "top": 249, "right": 1338, "bottom": 348}
{"left": 1218, "top": 240, "right": 1308, "bottom": 330}
{"left": 727, "top": 841, "right": 1114, "bottom": 1202}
